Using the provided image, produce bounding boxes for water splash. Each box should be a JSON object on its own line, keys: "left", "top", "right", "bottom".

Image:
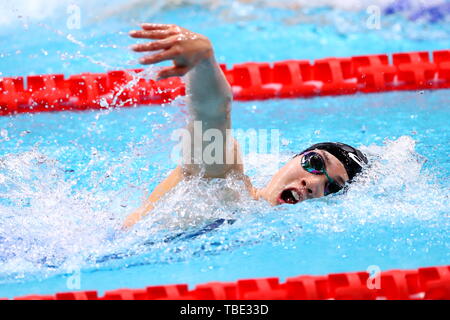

{"left": 0, "top": 130, "right": 447, "bottom": 284}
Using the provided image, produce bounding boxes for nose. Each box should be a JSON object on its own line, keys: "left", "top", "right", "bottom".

{"left": 301, "top": 176, "right": 325, "bottom": 199}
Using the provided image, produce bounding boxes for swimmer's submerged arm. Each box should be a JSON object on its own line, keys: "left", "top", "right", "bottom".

{"left": 122, "top": 136, "right": 243, "bottom": 229}
{"left": 122, "top": 166, "right": 183, "bottom": 229}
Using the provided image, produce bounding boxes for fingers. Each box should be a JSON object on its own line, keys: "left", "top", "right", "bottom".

{"left": 129, "top": 29, "right": 179, "bottom": 40}
{"left": 131, "top": 36, "right": 177, "bottom": 52}
{"left": 141, "top": 23, "right": 173, "bottom": 31}
{"left": 130, "top": 23, "right": 187, "bottom": 71}
{"left": 157, "top": 66, "right": 190, "bottom": 80}
{"left": 139, "top": 47, "right": 179, "bottom": 65}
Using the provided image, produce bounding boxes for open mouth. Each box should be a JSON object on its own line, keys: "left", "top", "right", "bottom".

{"left": 279, "top": 188, "right": 302, "bottom": 205}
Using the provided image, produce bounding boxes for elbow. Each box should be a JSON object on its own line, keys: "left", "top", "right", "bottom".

{"left": 213, "top": 92, "right": 233, "bottom": 117}
{"left": 221, "top": 93, "right": 232, "bottom": 115}
{"left": 191, "top": 94, "right": 232, "bottom": 121}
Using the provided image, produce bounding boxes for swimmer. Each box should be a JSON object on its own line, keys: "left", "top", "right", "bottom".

{"left": 123, "top": 23, "right": 368, "bottom": 229}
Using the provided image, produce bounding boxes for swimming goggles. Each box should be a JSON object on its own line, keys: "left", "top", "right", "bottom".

{"left": 300, "top": 151, "right": 344, "bottom": 196}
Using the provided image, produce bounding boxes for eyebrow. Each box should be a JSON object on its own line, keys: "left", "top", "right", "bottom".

{"left": 322, "top": 152, "right": 345, "bottom": 186}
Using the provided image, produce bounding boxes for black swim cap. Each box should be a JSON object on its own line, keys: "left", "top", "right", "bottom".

{"left": 299, "top": 142, "right": 368, "bottom": 182}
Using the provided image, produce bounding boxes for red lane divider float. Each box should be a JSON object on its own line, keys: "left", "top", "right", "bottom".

{"left": 8, "top": 265, "right": 450, "bottom": 300}
{"left": 1, "top": 50, "right": 450, "bottom": 116}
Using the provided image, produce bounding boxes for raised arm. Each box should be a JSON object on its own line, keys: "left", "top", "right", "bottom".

{"left": 122, "top": 24, "right": 242, "bottom": 229}
{"left": 130, "top": 24, "right": 238, "bottom": 176}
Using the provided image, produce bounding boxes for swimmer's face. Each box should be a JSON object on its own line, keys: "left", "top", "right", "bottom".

{"left": 258, "top": 150, "right": 349, "bottom": 205}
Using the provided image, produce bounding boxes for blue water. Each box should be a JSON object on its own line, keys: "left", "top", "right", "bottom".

{"left": 1, "top": 1, "right": 450, "bottom": 77}
{"left": 0, "top": 1, "right": 449, "bottom": 298}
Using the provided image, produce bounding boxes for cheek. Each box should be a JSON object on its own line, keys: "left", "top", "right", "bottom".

{"left": 295, "top": 167, "right": 309, "bottom": 180}
{"left": 274, "top": 162, "right": 303, "bottom": 185}
{"left": 306, "top": 174, "right": 325, "bottom": 189}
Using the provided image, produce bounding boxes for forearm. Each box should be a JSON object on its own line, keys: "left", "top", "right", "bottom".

{"left": 122, "top": 166, "right": 183, "bottom": 229}
{"left": 186, "top": 55, "right": 233, "bottom": 120}
{"left": 130, "top": 23, "right": 232, "bottom": 123}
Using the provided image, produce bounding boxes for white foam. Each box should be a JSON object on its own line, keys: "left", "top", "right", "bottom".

{"left": 0, "top": 134, "right": 448, "bottom": 280}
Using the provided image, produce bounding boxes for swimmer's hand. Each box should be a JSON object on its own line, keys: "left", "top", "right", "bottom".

{"left": 121, "top": 210, "right": 146, "bottom": 231}
{"left": 130, "top": 23, "right": 213, "bottom": 80}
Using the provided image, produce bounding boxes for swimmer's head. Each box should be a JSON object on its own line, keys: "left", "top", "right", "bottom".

{"left": 258, "top": 142, "right": 368, "bottom": 205}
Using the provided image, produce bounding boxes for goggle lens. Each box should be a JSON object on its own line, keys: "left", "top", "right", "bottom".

{"left": 301, "top": 152, "right": 326, "bottom": 174}
{"left": 301, "top": 152, "right": 344, "bottom": 196}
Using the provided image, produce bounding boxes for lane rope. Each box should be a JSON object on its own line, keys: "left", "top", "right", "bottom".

{"left": 7, "top": 265, "right": 450, "bottom": 300}
{"left": 1, "top": 50, "right": 449, "bottom": 115}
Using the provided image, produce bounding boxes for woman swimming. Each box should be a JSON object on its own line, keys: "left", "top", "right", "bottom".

{"left": 123, "top": 23, "right": 368, "bottom": 229}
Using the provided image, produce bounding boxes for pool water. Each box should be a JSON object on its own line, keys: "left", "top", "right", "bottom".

{"left": 0, "top": 0, "right": 449, "bottom": 298}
